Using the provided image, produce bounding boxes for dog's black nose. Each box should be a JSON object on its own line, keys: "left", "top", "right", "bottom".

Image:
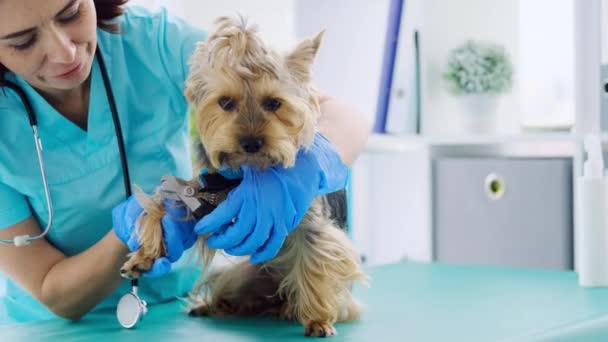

{"left": 240, "top": 136, "right": 264, "bottom": 154}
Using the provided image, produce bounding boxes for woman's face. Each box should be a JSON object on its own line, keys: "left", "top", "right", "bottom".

{"left": 0, "top": 0, "right": 97, "bottom": 92}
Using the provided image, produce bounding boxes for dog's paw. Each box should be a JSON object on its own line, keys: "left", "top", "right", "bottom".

{"left": 304, "top": 321, "right": 336, "bottom": 337}
{"left": 120, "top": 254, "right": 154, "bottom": 279}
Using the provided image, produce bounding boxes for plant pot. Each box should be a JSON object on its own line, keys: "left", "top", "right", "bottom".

{"left": 459, "top": 94, "right": 500, "bottom": 134}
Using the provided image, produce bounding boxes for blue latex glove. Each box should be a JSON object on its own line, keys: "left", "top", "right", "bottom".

{"left": 194, "top": 132, "right": 349, "bottom": 263}
{"left": 112, "top": 196, "right": 198, "bottom": 277}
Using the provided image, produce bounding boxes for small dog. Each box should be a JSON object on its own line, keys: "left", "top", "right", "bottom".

{"left": 121, "top": 16, "right": 367, "bottom": 337}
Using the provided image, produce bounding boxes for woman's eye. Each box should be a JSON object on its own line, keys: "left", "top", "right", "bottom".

{"left": 12, "top": 35, "right": 37, "bottom": 50}
{"left": 58, "top": 5, "right": 81, "bottom": 23}
{"left": 262, "top": 98, "right": 282, "bottom": 112}
{"left": 218, "top": 96, "right": 237, "bottom": 111}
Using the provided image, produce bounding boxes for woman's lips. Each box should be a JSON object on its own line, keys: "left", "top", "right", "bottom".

{"left": 54, "top": 62, "right": 83, "bottom": 79}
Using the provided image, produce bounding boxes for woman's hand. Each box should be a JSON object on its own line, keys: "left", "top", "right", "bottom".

{"left": 194, "top": 133, "right": 349, "bottom": 263}
{"left": 112, "top": 196, "right": 198, "bottom": 277}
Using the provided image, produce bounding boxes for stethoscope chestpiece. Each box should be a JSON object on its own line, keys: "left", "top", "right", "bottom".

{"left": 116, "top": 289, "right": 147, "bottom": 329}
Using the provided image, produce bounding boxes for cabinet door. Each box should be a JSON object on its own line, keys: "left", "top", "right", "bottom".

{"left": 433, "top": 157, "right": 573, "bottom": 270}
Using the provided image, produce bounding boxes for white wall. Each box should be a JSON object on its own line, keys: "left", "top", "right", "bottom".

{"left": 420, "top": 0, "right": 520, "bottom": 136}
{"left": 294, "top": 0, "right": 390, "bottom": 124}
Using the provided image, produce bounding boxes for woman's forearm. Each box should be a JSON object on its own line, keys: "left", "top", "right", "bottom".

{"left": 317, "top": 96, "right": 371, "bottom": 166}
{"left": 40, "top": 230, "right": 129, "bottom": 320}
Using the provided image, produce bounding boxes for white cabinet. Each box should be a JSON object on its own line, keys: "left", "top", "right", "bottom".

{"left": 350, "top": 135, "right": 576, "bottom": 267}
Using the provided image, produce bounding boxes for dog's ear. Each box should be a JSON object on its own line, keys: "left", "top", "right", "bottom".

{"left": 185, "top": 41, "right": 209, "bottom": 104}
{"left": 285, "top": 30, "right": 324, "bottom": 83}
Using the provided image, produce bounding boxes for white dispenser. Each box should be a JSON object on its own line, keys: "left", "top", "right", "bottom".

{"left": 577, "top": 134, "right": 608, "bottom": 286}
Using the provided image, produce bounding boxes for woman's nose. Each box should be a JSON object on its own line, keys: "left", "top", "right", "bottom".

{"left": 45, "top": 27, "right": 76, "bottom": 64}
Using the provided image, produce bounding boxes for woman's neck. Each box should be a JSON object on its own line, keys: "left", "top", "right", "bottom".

{"left": 37, "top": 76, "right": 91, "bottom": 131}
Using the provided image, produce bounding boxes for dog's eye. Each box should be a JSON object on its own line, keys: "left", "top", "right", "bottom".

{"left": 218, "top": 96, "right": 237, "bottom": 111}
{"left": 262, "top": 98, "right": 282, "bottom": 112}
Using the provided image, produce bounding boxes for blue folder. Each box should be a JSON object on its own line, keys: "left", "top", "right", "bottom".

{"left": 373, "top": 0, "right": 405, "bottom": 133}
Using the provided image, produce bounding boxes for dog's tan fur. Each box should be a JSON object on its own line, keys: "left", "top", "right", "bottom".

{"left": 121, "top": 16, "right": 367, "bottom": 337}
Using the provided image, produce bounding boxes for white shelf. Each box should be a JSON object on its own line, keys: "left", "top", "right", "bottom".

{"left": 365, "top": 134, "right": 426, "bottom": 153}
{"left": 366, "top": 132, "right": 578, "bottom": 153}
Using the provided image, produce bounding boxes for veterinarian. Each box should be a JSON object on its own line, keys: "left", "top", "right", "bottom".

{"left": 0, "top": 0, "right": 369, "bottom": 325}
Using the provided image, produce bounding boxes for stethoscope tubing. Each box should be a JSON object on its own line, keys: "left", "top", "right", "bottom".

{"left": 0, "top": 45, "right": 140, "bottom": 313}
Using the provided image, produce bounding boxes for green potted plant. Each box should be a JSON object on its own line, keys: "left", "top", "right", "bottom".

{"left": 443, "top": 40, "right": 513, "bottom": 133}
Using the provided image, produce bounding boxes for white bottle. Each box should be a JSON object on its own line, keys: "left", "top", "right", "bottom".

{"left": 577, "top": 134, "right": 608, "bottom": 287}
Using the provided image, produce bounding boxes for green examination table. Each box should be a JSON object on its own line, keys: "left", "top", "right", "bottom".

{"left": 4, "top": 261, "right": 608, "bottom": 342}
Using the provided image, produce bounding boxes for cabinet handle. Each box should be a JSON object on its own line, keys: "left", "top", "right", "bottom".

{"left": 485, "top": 173, "right": 505, "bottom": 200}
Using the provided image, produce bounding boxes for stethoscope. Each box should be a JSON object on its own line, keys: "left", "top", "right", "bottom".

{"left": 0, "top": 45, "right": 147, "bottom": 329}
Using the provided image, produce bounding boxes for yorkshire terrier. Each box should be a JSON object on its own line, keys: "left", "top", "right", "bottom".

{"left": 120, "top": 16, "right": 367, "bottom": 337}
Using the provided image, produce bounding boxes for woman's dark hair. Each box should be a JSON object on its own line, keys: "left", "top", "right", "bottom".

{"left": 0, "top": 0, "right": 128, "bottom": 79}
{"left": 95, "top": 0, "right": 129, "bottom": 32}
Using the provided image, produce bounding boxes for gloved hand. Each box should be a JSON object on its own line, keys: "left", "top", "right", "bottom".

{"left": 194, "top": 132, "right": 349, "bottom": 263}
{"left": 112, "top": 196, "right": 198, "bottom": 277}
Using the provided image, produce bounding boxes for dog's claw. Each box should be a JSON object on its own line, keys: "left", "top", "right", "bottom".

{"left": 120, "top": 256, "right": 152, "bottom": 280}
{"left": 304, "top": 321, "right": 336, "bottom": 337}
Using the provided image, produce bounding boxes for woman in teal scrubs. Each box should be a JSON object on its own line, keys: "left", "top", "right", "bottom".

{"left": 0, "top": 0, "right": 369, "bottom": 324}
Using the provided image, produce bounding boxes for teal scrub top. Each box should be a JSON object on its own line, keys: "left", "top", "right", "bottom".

{"left": 0, "top": 6, "right": 206, "bottom": 324}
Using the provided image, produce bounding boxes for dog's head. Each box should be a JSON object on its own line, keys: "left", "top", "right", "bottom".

{"left": 185, "top": 16, "right": 323, "bottom": 170}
